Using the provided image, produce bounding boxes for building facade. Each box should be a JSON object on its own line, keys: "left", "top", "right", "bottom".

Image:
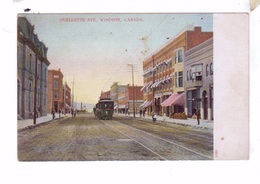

{"left": 110, "top": 82, "right": 128, "bottom": 112}
{"left": 17, "top": 17, "right": 50, "bottom": 119}
{"left": 100, "top": 90, "right": 111, "bottom": 99}
{"left": 142, "top": 26, "right": 213, "bottom": 117}
{"left": 118, "top": 85, "right": 144, "bottom": 115}
{"left": 63, "top": 82, "right": 72, "bottom": 114}
{"left": 184, "top": 37, "right": 213, "bottom": 120}
{"left": 47, "top": 69, "right": 64, "bottom": 113}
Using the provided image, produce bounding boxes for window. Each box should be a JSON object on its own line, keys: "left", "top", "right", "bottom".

{"left": 175, "top": 72, "right": 183, "bottom": 88}
{"left": 174, "top": 48, "right": 184, "bottom": 64}
{"left": 206, "top": 64, "right": 209, "bottom": 76}
{"left": 210, "top": 63, "right": 213, "bottom": 75}
{"left": 29, "top": 54, "right": 32, "bottom": 71}
{"left": 54, "top": 80, "right": 58, "bottom": 89}
{"left": 54, "top": 92, "right": 58, "bottom": 98}
{"left": 191, "top": 64, "right": 203, "bottom": 81}
{"left": 178, "top": 72, "right": 183, "bottom": 87}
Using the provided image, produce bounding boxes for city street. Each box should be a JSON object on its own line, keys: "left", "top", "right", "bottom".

{"left": 18, "top": 113, "right": 213, "bottom": 161}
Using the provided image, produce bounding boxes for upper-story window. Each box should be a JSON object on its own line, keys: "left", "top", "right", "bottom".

{"left": 174, "top": 48, "right": 184, "bottom": 64}
{"left": 210, "top": 63, "right": 213, "bottom": 75}
{"left": 191, "top": 64, "right": 203, "bottom": 81}
{"left": 54, "top": 80, "right": 58, "bottom": 89}
{"left": 206, "top": 64, "right": 209, "bottom": 76}
{"left": 175, "top": 71, "right": 183, "bottom": 88}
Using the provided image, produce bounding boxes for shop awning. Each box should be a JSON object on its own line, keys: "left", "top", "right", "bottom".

{"left": 144, "top": 100, "right": 153, "bottom": 108}
{"left": 140, "top": 100, "right": 148, "bottom": 107}
{"left": 161, "top": 93, "right": 184, "bottom": 107}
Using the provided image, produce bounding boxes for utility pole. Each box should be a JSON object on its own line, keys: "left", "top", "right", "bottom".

{"left": 33, "top": 52, "right": 38, "bottom": 125}
{"left": 127, "top": 63, "right": 136, "bottom": 118}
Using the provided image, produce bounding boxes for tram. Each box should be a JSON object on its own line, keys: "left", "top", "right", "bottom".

{"left": 94, "top": 98, "right": 114, "bottom": 120}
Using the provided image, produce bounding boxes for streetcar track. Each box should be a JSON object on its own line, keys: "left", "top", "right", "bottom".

{"left": 101, "top": 120, "right": 212, "bottom": 160}
{"left": 116, "top": 116, "right": 213, "bottom": 143}
{"left": 101, "top": 120, "right": 167, "bottom": 160}
{"left": 116, "top": 120, "right": 212, "bottom": 159}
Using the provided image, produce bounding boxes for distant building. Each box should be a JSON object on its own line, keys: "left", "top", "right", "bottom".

{"left": 184, "top": 37, "right": 213, "bottom": 120}
{"left": 100, "top": 90, "right": 111, "bottom": 99}
{"left": 46, "top": 69, "right": 64, "bottom": 113}
{"left": 63, "top": 82, "right": 72, "bottom": 113}
{"left": 142, "top": 26, "right": 213, "bottom": 117}
{"left": 110, "top": 82, "right": 128, "bottom": 112}
{"left": 118, "top": 85, "right": 144, "bottom": 115}
{"left": 17, "top": 16, "right": 50, "bottom": 119}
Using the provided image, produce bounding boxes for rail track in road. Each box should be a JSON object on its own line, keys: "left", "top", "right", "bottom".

{"left": 102, "top": 118, "right": 213, "bottom": 160}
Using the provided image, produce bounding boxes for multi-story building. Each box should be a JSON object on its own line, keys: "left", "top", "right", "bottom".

{"left": 100, "top": 90, "right": 111, "bottom": 99}
{"left": 63, "top": 82, "right": 72, "bottom": 114}
{"left": 110, "top": 82, "right": 128, "bottom": 112}
{"left": 17, "top": 17, "right": 50, "bottom": 119}
{"left": 118, "top": 85, "right": 144, "bottom": 115}
{"left": 184, "top": 37, "right": 213, "bottom": 120}
{"left": 47, "top": 69, "right": 64, "bottom": 113}
{"left": 142, "top": 26, "right": 213, "bottom": 117}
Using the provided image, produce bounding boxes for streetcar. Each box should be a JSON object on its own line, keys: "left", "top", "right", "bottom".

{"left": 95, "top": 98, "right": 114, "bottom": 120}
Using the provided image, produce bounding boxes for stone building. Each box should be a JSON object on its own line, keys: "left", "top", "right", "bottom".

{"left": 63, "top": 82, "right": 72, "bottom": 114}
{"left": 17, "top": 16, "right": 50, "bottom": 119}
{"left": 110, "top": 82, "right": 128, "bottom": 112}
{"left": 184, "top": 37, "right": 213, "bottom": 120}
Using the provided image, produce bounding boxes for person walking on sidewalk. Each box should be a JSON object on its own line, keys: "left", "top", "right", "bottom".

{"left": 152, "top": 112, "right": 157, "bottom": 122}
{"left": 195, "top": 109, "right": 201, "bottom": 125}
{"left": 52, "top": 108, "right": 55, "bottom": 120}
{"left": 143, "top": 109, "right": 146, "bottom": 118}
{"left": 139, "top": 109, "right": 142, "bottom": 118}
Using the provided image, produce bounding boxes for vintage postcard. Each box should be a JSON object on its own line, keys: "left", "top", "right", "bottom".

{"left": 16, "top": 13, "right": 249, "bottom": 161}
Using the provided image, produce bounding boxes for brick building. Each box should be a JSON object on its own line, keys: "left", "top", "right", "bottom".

{"left": 118, "top": 85, "right": 144, "bottom": 115}
{"left": 47, "top": 69, "right": 64, "bottom": 113}
{"left": 17, "top": 16, "right": 50, "bottom": 119}
{"left": 142, "top": 26, "right": 213, "bottom": 117}
{"left": 100, "top": 90, "right": 111, "bottom": 99}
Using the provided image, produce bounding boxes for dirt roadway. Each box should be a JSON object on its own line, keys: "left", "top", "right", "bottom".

{"left": 18, "top": 113, "right": 213, "bottom": 161}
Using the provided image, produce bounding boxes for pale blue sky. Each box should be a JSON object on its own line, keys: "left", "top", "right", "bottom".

{"left": 21, "top": 13, "right": 213, "bottom": 104}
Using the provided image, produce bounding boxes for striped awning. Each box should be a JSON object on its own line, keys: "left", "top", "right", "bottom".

{"left": 161, "top": 93, "right": 184, "bottom": 107}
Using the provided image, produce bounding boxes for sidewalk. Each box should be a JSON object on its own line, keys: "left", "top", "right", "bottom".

{"left": 17, "top": 114, "right": 68, "bottom": 130}
{"left": 116, "top": 113, "right": 213, "bottom": 130}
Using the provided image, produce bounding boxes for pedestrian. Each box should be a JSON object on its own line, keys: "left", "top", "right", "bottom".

{"left": 143, "top": 109, "right": 146, "bottom": 118}
{"left": 59, "top": 109, "right": 61, "bottom": 117}
{"left": 139, "top": 109, "right": 142, "bottom": 118}
{"left": 152, "top": 112, "right": 157, "bottom": 122}
{"left": 71, "top": 109, "right": 74, "bottom": 118}
{"left": 195, "top": 109, "right": 201, "bottom": 125}
{"left": 163, "top": 113, "right": 166, "bottom": 123}
{"left": 52, "top": 108, "right": 55, "bottom": 120}
{"left": 74, "top": 109, "right": 77, "bottom": 118}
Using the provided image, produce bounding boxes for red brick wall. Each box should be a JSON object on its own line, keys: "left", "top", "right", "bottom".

{"left": 186, "top": 27, "right": 213, "bottom": 50}
{"left": 128, "top": 86, "right": 143, "bottom": 100}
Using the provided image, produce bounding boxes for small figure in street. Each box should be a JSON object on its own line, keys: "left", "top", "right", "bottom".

{"left": 143, "top": 109, "right": 146, "bottom": 118}
{"left": 59, "top": 109, "right": 61, "bottom": 117}
{"left": 73, "top": 109, "right": 77, "bottom": 118}
{"left": 195, "top": 109, "right": 201, "bottom": 125}
{"left": 163, "top": 113, "right": 166, "bottom": 123}
{"left": 71, "top": 109, "right": 74, "bottom": 118}
{"left": 152, "top": 112, "right": 157, "bottom": 122}
{"left": 52, "top": 108, "right": 55, "bottom": 120}
{"left": 139, "top": 109, "right": 142, "bottom": 118}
